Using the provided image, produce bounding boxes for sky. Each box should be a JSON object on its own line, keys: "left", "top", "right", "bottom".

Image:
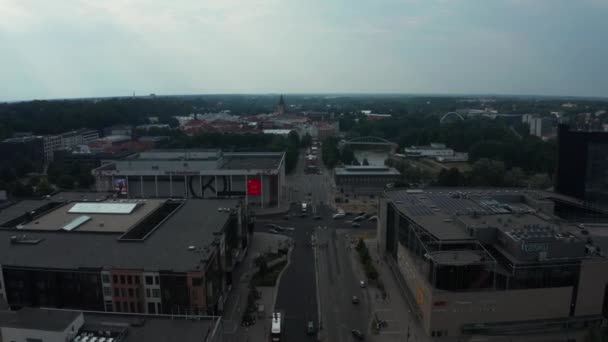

{"left": 1, "top": 0, "right": 608, "bottom": 101}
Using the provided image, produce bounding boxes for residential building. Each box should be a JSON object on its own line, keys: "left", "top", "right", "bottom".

{"left": 43, "top": 135, "right": 63, "bottom": 162}
{"left": 523, "top": 115, "right": 554, "bottom": 138}
{"left": 335, "top": 165, "right": 401, "bottom": 192}
{"left": 61, "top": 129, "right": 100, "bottom": 149}
{"left": 378, "top": 188, "right": 608, "bottom": 340}
{"left": 92, "top": 150, "right": 286, "bottom": 208}
{"left": 556, "top": 124, "right": 608, "bottom": 204}
{"left": 0, "top": 194, "right": 249, "bottom": 316}
{"left": 0, "top": 307, "right": 223, "bottom": 342}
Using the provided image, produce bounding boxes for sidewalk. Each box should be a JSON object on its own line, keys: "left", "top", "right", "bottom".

{"left": 223, "top": 232, "right": 292, "bottom": 342}
{"left": 364, "top": 238, "right": 432, "bottom": 342}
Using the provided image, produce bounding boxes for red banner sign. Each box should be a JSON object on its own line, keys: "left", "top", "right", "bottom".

{"left": 247, "top": 178, "right": 261, "bottom": 196}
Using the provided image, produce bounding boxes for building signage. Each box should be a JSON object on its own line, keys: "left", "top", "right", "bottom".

{"left": 247, "top": 178, "right": 262, "bottom": 196}
{"left": 113, "top": 178, "right": 128, "bottom": 195}
{"left": 522, "top": 243, "right": 548, "bottom": 252}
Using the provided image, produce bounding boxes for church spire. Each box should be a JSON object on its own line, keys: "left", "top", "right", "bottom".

{"left": 277, "top": 95, "right": 286, "bottom": 115}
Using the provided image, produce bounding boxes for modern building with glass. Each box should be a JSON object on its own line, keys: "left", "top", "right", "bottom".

{"left": 377, "top": 188, "right": 608, "bottom": 340}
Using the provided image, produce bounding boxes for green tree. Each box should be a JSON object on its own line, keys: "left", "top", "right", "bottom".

{"left": 57, "top": 175, "right": 75, "bottom": 189}
{"left": 300, "top": 133, "right": 312, "bottom": 148}
{"left": 78, "top": 173, "right": 95, "bottom": 188}
{"left": 503, "top": 167, "right": 526, "bottom": 187}
{"left": 437, "top": 168, "right": 463, "bottom": 186}
{"left": 36, "top": 179, "right": 53, "bottom": 195}
{"left": 468, "top": 159, "right": 505, "bottom": 186}
{"left": 340, "top": 146, "right": 356, "bottom": 165}
{"left": 362, "top": 158, "right": 370, "bottom": 166}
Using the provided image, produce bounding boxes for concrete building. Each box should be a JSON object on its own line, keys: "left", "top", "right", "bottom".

{"left": 0, "top": 307, "right": 222, "bottom": 342}
{"left": 0, "top": 194, "right": 249, "bottom": 316}
{"left": 335, "top": 166, "right": 401, "bottom": 192}
{"left": 43, "top": 135, "right": 63, "bottom": 162}
{"left": 61, "top": 129, "right": 100, "bottom": 149}
{"left": 92, "top": 150, "right": 286, "bottom": 209}
{"left": 556, "top": 123, "right": 608, "bottom": 204}
{"left": 523, "top": 115, "right": 554, "bottom": 138}
{"left": 377, "top": 188, "right": 608, "bottom": 340}
{"left": 0, "top": 136, "right": 45, "bottom": 170}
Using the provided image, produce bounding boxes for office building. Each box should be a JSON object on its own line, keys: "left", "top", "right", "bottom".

{"left": 556, "top": 124, "right": 608, "bottom": 204}
{"left": 404, "top": 143, "right": 454, "bottom": 158}
{"left": 378, "top": 188, "right": 608, "bottom": 340}
{"left": 0, "top": 307, "right": 223, "bottom": 342}
{"left": 92, "top": 150, "right": 286, "bottom": 208}
{"left": 335, "top": 165, "right": 401, "bottom": 192}
{"left": 0, "top": 193, "right": 249, "bottom": 316}
{"left": 61, "top": 129, "right": 100, "bottom": 149}
{"left": 0, "top": 136, "right": 45, "bottom": 170}
{"left": 523, "top": 115, "right": 555, "bottom": 139}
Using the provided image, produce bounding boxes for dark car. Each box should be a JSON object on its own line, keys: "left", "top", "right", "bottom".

{"left": 357, "top": 212, "right": 365, "bottom": 217}
{"left": 352, "top": 295, "right": 359, "bottom": 304}
{"left": 313, "top": 215, "right": 322, "bottom": 220}
{"left": 352, "top": 222, "right": 361, "bottom": 228}
{"left": 307, "top": 321, "right": 315, "bottom": 335}
{"left": 351, "top": 329, "right": 364, "bottom": 340}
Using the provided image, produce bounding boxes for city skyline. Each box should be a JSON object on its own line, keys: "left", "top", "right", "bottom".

{"left": 2, "top": 0, "right": 608, "bottom": 100}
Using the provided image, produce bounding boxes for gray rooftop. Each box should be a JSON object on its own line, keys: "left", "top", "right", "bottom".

{"left": 335, "top": 166, "right": 401, "bottom": 176}
{"left": 0, "top": 199, "right": 239, "bottom": 272}
{"left": 0, "top": 308, "right": 81, "bottom": 331}
{"left": 83, "top": 313, "right": 218, "bottom": 342}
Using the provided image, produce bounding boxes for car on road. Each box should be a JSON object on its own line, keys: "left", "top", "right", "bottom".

{"left": 367, "top": 215, "right": 378, "bottom": 222}
{"left": 360, "top": 280, "right": 366, "bottom": 288}
{"left": 268, "top": 229, "right": 279, "bottom": 234}
{"left": 351, "top": 329, "right": 365, "bottom": 340}
{"left": 353, "top": 215, "right": 365, "bottom": 222}
{"left": 351, "top": 222, "right": 361, "bottom": 228}
{"left": 307, "top": 321, "right": 315, "bottom": 335}
{"left": 333, "top": 213, "right": 345, "bottom": 219}
{"left": 352, "top": 295, "right": 359, "bottom": 304}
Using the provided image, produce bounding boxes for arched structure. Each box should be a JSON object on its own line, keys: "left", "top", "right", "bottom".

{"left": 440, "top": 112, "right": 465, "bottom": 123}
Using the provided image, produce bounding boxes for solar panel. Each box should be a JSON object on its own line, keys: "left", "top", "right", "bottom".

{"left": 68, "top": 202, "right": 139, "bottom": 214}
{"left": 63, "top": 215, "right": 91, "bottom": 231}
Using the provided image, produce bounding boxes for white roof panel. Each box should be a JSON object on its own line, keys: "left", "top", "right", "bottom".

{"left": 62, "top": 215, "right": 91, "bottom": 231}
{"left": 68, "top": 202, "right": 139, "bottom": 214}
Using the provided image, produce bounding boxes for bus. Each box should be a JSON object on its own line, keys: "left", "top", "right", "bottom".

{"left": 271, "top": 312, "right": 282, "bottom": 342}
{"left": 301, "top": 202, "right": 308, "bottom": 213}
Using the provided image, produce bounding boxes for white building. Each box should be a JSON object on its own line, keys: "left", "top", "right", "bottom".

{"left": 523, "top": 115, "right": 554, "bottom": 138}
{"left": 42, "top": 135, "right": 62, "bottom": 162}
{"left": 404, "top": 143, "right": 454, "bottom": 157}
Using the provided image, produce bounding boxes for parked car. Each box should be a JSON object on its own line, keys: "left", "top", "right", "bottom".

{"left": 360, "top": 280, "right": 366, "bottom": 288}
{"left": 333, "top": 213, "right": 345, "bottom": 219}
{"left": 353, "top": 215, "right": 365, "bottom": 222}
{"left": 352, "top": 222, "right": 361, "bottom": 228}
{"left": 351, "top": 329, "right": 365, "bottom": 340}
{"left": 367, "top": 216, "right": 378, "bottom": 222}
{"left": 352, "top": 295, "right": 359, "bottom": 304}
{"left": 268, "top": 229, "right": 279, "bottom": 234}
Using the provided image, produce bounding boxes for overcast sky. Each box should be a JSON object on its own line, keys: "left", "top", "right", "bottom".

{"left": 1, "top": 0, "right": 607, "bottom": 100}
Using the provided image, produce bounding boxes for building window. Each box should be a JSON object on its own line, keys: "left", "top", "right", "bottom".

{"left": 155, "top": 276, "right": 160, "bottom": 285}
{"left": 103, "top": 287, "right": 112, "bottom": 297}
{"left": 127, "top": 276, "right": 132, "bottom": 284}
{"left": 130, "top": 302, "right": 135, "bottom": 312}
{"left": 157, "top": 303, "right": 162, "bottom": 314}
{"left": 120, "top": 275, "right": 126, "bottom": 284}
{"left": 105, "top": 301, "right": 113, "bottom": 312}
{"left": 114, "top": 288, "right": 119, "bottom": 297}
{"left": 138, "top": 302, "right": 143, "bottom": 313}
{"left": 135, "top": 288, "right": 140, "bottom": 298}
{"left": 115, "top": 302, "right": 121, "bottom": 312}
{"left": 102, "top": 274, "right": 110, "bottom": 283}
{"left": 113, "top": 275, "right": 118, "bottom": 284}
{"left": 122, "top": 301, "right": 127, "bottom": 312}
{"left": 146, "top": 289, "right": 151, "bottom": 298}
{"left": 120, "top": 288, "right": 126, "bottom": 297}
{"left": 135, "top": 276, "right": 140, "bottom": 285}
{"left": 152, "top": 289, "right": 160, "bottom": 298}
{"left": 148, "top": 302, "right": 156, "bottom": 314}
{"left": 145, "top": 276, "right": 153, "bottom": 285}
{"left": 128, "top": 288, "right": 134, "bottom": 297}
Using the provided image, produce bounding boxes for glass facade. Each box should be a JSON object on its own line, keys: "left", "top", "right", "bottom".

{"left": 586, "top": 143, "right": 608, "bottom": 203}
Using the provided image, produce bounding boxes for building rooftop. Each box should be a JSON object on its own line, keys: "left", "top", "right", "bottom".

{"left": 0, "top": 307, "right": 81, "bottom": 331}
{"left": 0, "top": 199, "right": 239, "bottom": 272}
{"left": 385, "top": 188, "right": 595, "bottom": 264}
{"left": 20, "top": 199, "right": 165, "bottom": 232}
{"left": 82, "top": 313, "right": 219, "bottom": 342}
{"left": 335, "top": 166, "right": 401, "bottom": 176}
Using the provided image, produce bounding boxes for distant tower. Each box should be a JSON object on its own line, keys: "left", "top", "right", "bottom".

{"left": 277, "top": 95, "right": 286, "bottom": 115}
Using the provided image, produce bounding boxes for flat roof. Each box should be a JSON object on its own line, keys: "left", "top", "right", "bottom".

{"left": 0, "top": 308, "right": 80, "bottom": 331}
{"left": 335, "top": 166, "right": 400, "bottom": 176}
{"left": 221, "top": 153, "right": 284, "bottom": 170}
{"left": 0, "top": 200, "right": 54, "bottom": 226}
{"left": 21, "top": 200, "right": 164, "bottom": 232}
{"left": 0, "top": 199, "right": 238, "bottom": 272}
{"left": 83, "top": 313, "right": 218, "bottom": 342}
